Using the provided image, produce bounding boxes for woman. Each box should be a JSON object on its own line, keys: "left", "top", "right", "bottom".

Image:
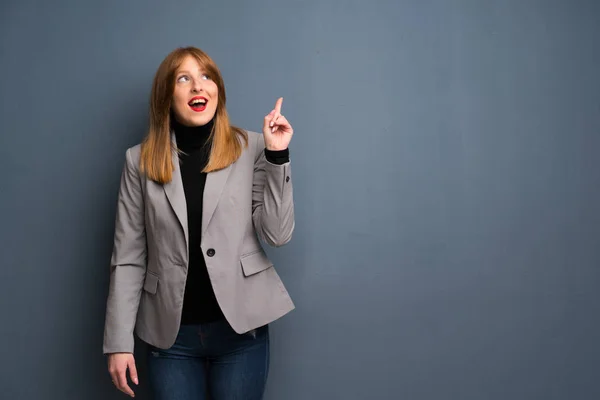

{"left": 103, "top": 46, "right": 296, "bottom": 399}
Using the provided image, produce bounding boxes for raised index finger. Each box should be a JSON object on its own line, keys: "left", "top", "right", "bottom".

{"left": 274, "top": 97, "right": 283, "bottom": 114}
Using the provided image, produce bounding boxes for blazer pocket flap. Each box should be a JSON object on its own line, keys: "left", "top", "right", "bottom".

{"left": 241, "top": 251, "right": 273, "bottom": 277}
{"left": 143, "top": 272, "right": 159, "bottom": 294}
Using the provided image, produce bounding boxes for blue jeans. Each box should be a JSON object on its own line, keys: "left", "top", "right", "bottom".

{"left": 146, "top": 320, "right": 270, "bottom": 400}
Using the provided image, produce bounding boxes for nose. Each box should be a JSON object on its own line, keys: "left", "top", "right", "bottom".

{"left": 191, "top": 78, "right": 203, "bottom": 93}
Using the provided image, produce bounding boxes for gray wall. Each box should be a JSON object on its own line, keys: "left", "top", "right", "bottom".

{"left": 1, "top": 0, "right": 599, "bottom": 399}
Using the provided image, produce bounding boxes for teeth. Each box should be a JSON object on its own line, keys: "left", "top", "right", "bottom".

{"left": 190, "top": 99, "right": 206, "bottom": 105}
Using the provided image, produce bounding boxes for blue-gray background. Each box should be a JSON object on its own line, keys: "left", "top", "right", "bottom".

{"left": 1, "top": 0, "right": 599, "bottom": 399}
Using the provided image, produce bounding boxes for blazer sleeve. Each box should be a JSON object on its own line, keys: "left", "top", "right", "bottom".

{"left": 252, "top": 133, "right": 295, "bottom": 247}
{"left": 103, "top": 147, "right": 147, "bottom": 354}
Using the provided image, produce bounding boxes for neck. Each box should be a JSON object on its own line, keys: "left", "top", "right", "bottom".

{"left": 172, "top": 117, "right": 215, "bottom": 152}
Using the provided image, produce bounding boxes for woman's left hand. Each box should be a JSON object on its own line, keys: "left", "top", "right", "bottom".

{"left": 263, "top": 97, "right": 293, "bottom": 151}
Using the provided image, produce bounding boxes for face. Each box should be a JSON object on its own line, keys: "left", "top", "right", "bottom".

{"left": 171, "top": 55, "right": 219, "bottom": 127}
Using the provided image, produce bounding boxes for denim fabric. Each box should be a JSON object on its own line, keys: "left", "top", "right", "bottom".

{"left": 146, "top": 320, "right": 269, "bottom": 400}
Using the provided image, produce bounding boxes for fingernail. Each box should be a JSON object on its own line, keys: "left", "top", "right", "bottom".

{"left": 271, "top": 127, "right": 275, "bottom": 132}
{"left": 134, "top": 378, "right": 138, "bottom": 385}
{"left": 270, "top": 122, "right": 273, "bottom": 127}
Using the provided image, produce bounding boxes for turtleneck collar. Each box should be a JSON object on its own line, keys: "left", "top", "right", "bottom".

{"left": 172, "top": 116, "right": 214, "bottom": 153}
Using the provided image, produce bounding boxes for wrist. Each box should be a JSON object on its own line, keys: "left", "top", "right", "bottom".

{"left": 265, "top": 145, "right": 287, "bottom": 151}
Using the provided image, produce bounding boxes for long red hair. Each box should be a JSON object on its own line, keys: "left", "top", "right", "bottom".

{"left": 140, "top": 47, "right": 247, "bottom": 183}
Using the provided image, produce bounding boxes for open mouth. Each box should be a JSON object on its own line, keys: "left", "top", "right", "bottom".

{"left": 188, "top": 96, "right": 207, "bottom": 112}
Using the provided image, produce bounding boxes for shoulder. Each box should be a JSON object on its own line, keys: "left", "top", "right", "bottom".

{"left": 125, "top": 143, "right": 142, "bottom": 163}
{"left": 240, "top": 130, "right": 265, "bottom": 161}
{"left": 122, "top": 143, "right": 142, "bottom": 172}
{"left": 127, "top": 143, "right": 142, "bottom": 160}
{"left": 240, "top": 129, "right": 263, "bottom": 147}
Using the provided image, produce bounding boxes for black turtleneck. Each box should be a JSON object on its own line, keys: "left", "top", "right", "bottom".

{"left": 173, "top": 117, "right": 290, "bottom": 325}
{"left": 173, "top": 117, "right": 223, "bottom": 325}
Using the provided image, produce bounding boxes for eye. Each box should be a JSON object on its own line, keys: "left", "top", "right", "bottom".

{"left": 201, "top": 74, "right": 210, "bottom": 80}
{"left": 177, "top": 75, "right": 190, "bottom": 83}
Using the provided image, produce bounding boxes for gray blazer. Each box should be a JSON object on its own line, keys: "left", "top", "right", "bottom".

{"left": 103, "top": 131, "right": 295, "bottom": 354}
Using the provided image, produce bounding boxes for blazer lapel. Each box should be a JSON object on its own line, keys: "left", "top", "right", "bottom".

{"left": 202, "top": 164, "right": 233, "bottom": 235}
{"left": 163, "top": 139, "right": 189, "bottom": 249}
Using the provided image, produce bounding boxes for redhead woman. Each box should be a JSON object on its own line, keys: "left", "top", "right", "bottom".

{"left": 103, "top": 46, "right": 295, "bottom": 400}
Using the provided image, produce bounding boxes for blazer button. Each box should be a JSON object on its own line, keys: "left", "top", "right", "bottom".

{"left": 286, "top": 176, "right": 290, "bottom": 182}
{"left": 207, "top": 248, "right": 216, "bottom": 257}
